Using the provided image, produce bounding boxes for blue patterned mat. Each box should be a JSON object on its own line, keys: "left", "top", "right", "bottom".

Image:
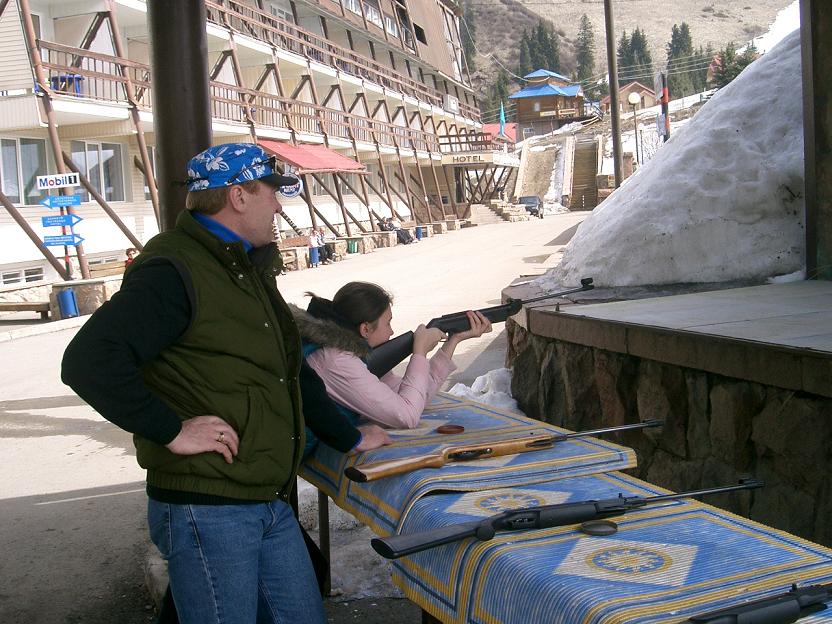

{"left": 300, "top": 394, "right": 636, "bottom": 534}
{"left": 391, "top": 471, "right": 832, "bottom": 624}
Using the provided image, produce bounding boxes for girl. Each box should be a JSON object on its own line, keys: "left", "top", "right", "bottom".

{"left": 295, "top": 282, "right": 491, "bottom": 430}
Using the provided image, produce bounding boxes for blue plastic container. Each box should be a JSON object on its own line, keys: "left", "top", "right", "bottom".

{"left": 57, "top": 287, "right": 79, "bottom": 319}
{"left": 415, "top": 226, "right": 424, "bottom": 241}
{"left": 308, "top": 246, "right": 320, "bottom": 267}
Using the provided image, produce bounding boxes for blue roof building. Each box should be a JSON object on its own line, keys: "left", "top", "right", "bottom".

{"left": 508, "top": 69, "right": 587, "bottom": 138}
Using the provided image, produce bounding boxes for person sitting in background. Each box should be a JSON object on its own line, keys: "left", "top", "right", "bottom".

{"left": 317, "top": 227, "right": 333, "bottom": 264}
{"left": 294, "top": 282, "right": 491, "bottom": 432}
{"left": 124, "top": 247, "right": 138, "bottom": 267}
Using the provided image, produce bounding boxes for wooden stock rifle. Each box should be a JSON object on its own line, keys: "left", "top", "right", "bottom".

{"left": 364, "top": 278, "right": 594, "bottom": 378}
{"left": 344, "top": 419, "right": 662, "bottom": 483}
{"left": 371, "top": 479, "right": 765, "bottom": 559}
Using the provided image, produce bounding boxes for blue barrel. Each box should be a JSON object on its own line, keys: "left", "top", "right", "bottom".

{"left": 57, "top": 287, "right": 79, "bottom": 319}
{"left": 308, "top": 246, "right": 320, "bottom": 267}
{"left": 415, "top": 226, "right": 424, "bottom": 240}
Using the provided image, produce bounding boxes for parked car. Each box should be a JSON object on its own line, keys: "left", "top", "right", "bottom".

{"left": 518, "top": 195, "right": 544, "bottom": 218}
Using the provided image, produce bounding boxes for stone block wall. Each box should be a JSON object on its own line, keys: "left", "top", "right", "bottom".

{"left": 506, "top": 319, "right": 832, "bottom": 547}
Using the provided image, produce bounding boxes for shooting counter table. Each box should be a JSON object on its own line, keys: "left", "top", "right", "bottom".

{"left": 299, "top": 392, "right": 832, "bottom": 623}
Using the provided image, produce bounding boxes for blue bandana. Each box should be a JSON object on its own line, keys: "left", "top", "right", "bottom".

{"left": 186, "top": 143, "right": 303, "bottom": 198}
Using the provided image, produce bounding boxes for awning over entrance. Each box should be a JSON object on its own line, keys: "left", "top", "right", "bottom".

{"left": 259, "top": 140, "right": 367, "bottom": 175}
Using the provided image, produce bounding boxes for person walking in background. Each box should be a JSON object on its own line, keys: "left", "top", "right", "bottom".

{"left": 61, "top": 143, "right": 334, "bottom": 624}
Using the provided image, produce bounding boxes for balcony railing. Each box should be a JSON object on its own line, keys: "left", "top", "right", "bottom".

{"left": 37, "top": 42, "right": 441, "bottom": 153}
{"left": 438, "top": 132, "right": 504, "bottom": 152}
{"left": 205, "top": 0, "right": 480, "bottom": 121}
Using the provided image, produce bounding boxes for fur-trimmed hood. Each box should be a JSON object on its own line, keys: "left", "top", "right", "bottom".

{"left": 290, "top": 304, "right": 370, "bottom": 358}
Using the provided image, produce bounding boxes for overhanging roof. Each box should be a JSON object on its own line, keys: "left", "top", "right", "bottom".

{"left": 259, "top": 140, "right": 367, "bottom": 175}
{"left": 509, "top": 83, "right": 583, "bottom": 99}
{"left": 524, "top": 69, "right": 571, "bottom": 82}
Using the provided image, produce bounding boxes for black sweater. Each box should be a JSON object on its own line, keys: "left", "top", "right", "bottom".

{"left": 61, "top": 260, "right": 360, "bottom": 453}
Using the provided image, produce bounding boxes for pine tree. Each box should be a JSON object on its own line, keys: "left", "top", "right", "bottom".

{"left": 617, "top": 31, "right": 633, "bottom": 82}
{"left": 666, "top": 23, "right": 695, "bottom": 98}
{"left": 712, "top": 42, "right": 757, "bottom": 88}
{"left": 460, "top": 0, "right": 476, "bottom": 72}
{"left": 628, "top": 28, "right": 653, "bottom": 85}
{"left": 518, "top": 34, "right": 532, "bottom": 78}
{"left": 692, "top": 44, "right": 714, "bottom": 92}
{"left": 575, "top": 14, "right": 596, "bottom": 85}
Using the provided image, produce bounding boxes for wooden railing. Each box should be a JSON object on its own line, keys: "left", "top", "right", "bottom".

{"left": 205, "top": 0, "right": 480, "bottom": 120}
{"left": 438, "top": 132, "right": 504, "bottom": 152}
{"left": 38, "top": 41, "right": 443, "bottom": 152}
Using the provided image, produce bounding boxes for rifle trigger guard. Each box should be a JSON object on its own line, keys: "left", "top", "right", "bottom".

{"left": 449, "top": 448, "right": 492, "bottom": 461}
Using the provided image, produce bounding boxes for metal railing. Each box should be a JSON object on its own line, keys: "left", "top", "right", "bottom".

{"left": 438, "top": 132, "right": 504, "bottom": 152}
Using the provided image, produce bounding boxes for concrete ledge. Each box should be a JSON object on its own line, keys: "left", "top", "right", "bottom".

{"left": 526, "top": 281, "right": 832, "bottom": 399}
{"left": 429, "top": 222, "right": 447, "bottom": 235}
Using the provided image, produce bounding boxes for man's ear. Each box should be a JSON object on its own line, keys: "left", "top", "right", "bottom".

{"left": 227, "top": 185, "right": 247, "bottom": 213}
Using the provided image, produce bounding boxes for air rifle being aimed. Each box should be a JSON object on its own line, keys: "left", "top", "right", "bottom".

{"left": 688, "top": 582, "right": 832, "bottom": 624}
{"left": 364, "top": 278, "right": 594, "bottom": 378}
{"left": 371, "top": 479, "right": 764, "bottom": 560}
{"left": 344, "top": 419, "right": 662, "bottom": 483}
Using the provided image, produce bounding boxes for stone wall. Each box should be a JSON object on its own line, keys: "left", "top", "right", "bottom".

{"left": 507, "top": 318, "right": 832, "bottom": 547}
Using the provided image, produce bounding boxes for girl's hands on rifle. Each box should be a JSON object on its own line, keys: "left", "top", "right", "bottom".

{"left": 413, "top": 325, "right": 446, "bottom": 356}
{"left": 440, "top": 311, "right": 492, "bottom": 358}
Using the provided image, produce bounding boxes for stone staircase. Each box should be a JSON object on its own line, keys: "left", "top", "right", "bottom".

{"left": 571, "top": 137, "right": 599, "bottom": 210}
{"left": 467, "top": 202, "right": 505, "bottom": 225}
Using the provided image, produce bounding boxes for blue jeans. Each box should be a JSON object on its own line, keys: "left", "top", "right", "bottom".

{"left": 148, "top": 499, "right": 326, "bottom": 624}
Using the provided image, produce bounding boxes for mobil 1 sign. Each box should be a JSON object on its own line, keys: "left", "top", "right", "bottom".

{"left": 37, "top": 172, "right": 80, "bottom": 190}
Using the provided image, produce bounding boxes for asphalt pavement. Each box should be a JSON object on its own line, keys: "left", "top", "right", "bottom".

{"left": 0, "top": 212, "right": 587, "bottom": 623}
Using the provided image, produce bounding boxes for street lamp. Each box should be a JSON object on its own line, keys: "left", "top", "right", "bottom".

{"left": 628, "top": 91, "right": 641, "bottom": 164}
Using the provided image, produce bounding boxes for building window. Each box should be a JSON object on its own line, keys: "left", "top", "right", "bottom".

{"left": 364, "top": 3, "right": 383, "bottom": 28}
{"left": 533, "top": 101, "right": 541, "bottom": 112}
{"left": 143, "top": 146, "right": 157, "bottom": 201}
{"left": 268, "top": 2, "right": 295, "bottom": 23}
{"left": 1, "top": 266, "right": 44, "bottom": 285}
{"left": 384, "top": 15, "right": 398, "bottom": 37}
{"left": 0, "top": 137, "right": 50, "bottom": 206}
{"left": 344, "top": 0, "right": 361, "bottom": 16}
{"left": 413, "top": 23, "right": 427, "bottom": 44}
{"left": 70, "top": 141, "right": 125, "bottom": 202}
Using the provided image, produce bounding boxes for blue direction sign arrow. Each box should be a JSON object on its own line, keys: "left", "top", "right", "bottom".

{"left": 44, "top": 234, "right": 85, "bottom": 247}
{"left": 40, "top": 194, "right": 82, "bottom": 209}
{"left": 41, "top": 213, "right": 83, "bottom": 228}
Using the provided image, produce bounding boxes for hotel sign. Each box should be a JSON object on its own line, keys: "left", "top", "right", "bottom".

{"left": 441, "top": 153, "right": 494, "bottom": 166}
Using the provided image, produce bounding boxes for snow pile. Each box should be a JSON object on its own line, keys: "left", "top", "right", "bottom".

{"left": 538, "top": 30, "right": 804, "bottom": 289}
{"left": 448, "top": 368, "right": 519, "bottom": 412}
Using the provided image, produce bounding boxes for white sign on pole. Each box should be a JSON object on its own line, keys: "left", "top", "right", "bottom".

{"left": 36, "top": 172, "right": 80, "bottom": 190}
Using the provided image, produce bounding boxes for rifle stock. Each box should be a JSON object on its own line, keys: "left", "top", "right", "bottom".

{"left": 365, "top": 278, "right": 594, "bottom": 377}
{"left": 370, "top": 480, "right": 763, "bottom": 559}
{"left": 345, "top": 420, "right": 662, "bottom": 483}
{"left": 688, "top": 583, "right": 832, "bottom": 623}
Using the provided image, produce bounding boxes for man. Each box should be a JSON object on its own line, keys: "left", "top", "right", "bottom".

{"left": 62, "top": 143, "right": 386, "bottom": 623}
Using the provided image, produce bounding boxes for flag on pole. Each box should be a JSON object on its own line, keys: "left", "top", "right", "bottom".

{"left": 499, "top": 101, "right": 506, "bottom": 137}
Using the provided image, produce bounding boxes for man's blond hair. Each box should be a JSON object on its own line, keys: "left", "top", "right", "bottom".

{"left": 185, "top": 180, "right": 261, "bottom": 215}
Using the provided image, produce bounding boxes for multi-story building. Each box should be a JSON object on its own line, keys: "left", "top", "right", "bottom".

{"left": 0, "top": 0, "right": 517, "bottom": 284}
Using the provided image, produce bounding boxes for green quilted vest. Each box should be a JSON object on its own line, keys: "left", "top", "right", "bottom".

{"left": 128, "top": 210, "right": 303, "bottom": 501}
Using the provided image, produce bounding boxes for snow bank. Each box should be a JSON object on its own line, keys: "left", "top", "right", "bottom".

{"left": 538, "top": 30, "right": 804, "bottom": 289}
{"left": 448, "top": 368, "right": 519, "bottom": 412}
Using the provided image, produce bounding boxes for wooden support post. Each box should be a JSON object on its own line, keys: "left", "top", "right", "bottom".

{"left": 375, "top": 154, "right": 405, "bottom": 221}
{"left": 427, "top": 158, "right": 446, "bottom": 218}
{"left": 441, "top": 165, "right": 458, "bottom": 216}
{"left": 300, "top": 178, "right": 341, "bottom": 237}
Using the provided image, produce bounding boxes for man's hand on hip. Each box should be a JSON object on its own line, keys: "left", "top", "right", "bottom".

{"left": 166, "top": 415, "right": 240, "bottom": 464}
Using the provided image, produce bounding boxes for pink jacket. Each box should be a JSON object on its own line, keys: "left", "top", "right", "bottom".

{"left": 306, "top": 347, "right": 456, "bottom": 429}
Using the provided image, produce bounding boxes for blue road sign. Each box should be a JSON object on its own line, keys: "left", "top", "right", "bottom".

{"left": 40, "top": 194, "right": 82, "bottom": 209}
{"left": 41, "top": 213, "right": 83, "bottom": 228}
{"left": 44, "top": 234, "right": 85, "bottom": 247}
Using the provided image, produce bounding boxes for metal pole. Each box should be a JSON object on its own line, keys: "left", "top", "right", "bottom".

{"left": 147, "top": 0, "right": 212, "bottom": 232}
{"left": 603, "top": 0, "right": 623, "bottom": 188}
{"left": 631, "top": 105, "right": 639, "bottom": 165}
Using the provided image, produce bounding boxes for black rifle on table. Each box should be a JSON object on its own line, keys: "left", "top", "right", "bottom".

{"left": 371, "top": 479, "right": 764, "bottom": 559}
{"left": 365, "top": 278, "right": 594, "bottom": 377}
{"left": 688, "top": 582, "right": 832, "bottom": 624}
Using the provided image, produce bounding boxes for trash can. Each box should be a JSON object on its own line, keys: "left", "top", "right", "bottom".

{"left": 347, "top": 239, "right": 358, "bottom": 254}
{"left": 57, "top": 287, "right": 79, "bottom": 319}
{"left": 308, "top": 246, "right": 320, "bottom": 267}
{"left": 415, "top": 226, "right": 424, "bottom": 241}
